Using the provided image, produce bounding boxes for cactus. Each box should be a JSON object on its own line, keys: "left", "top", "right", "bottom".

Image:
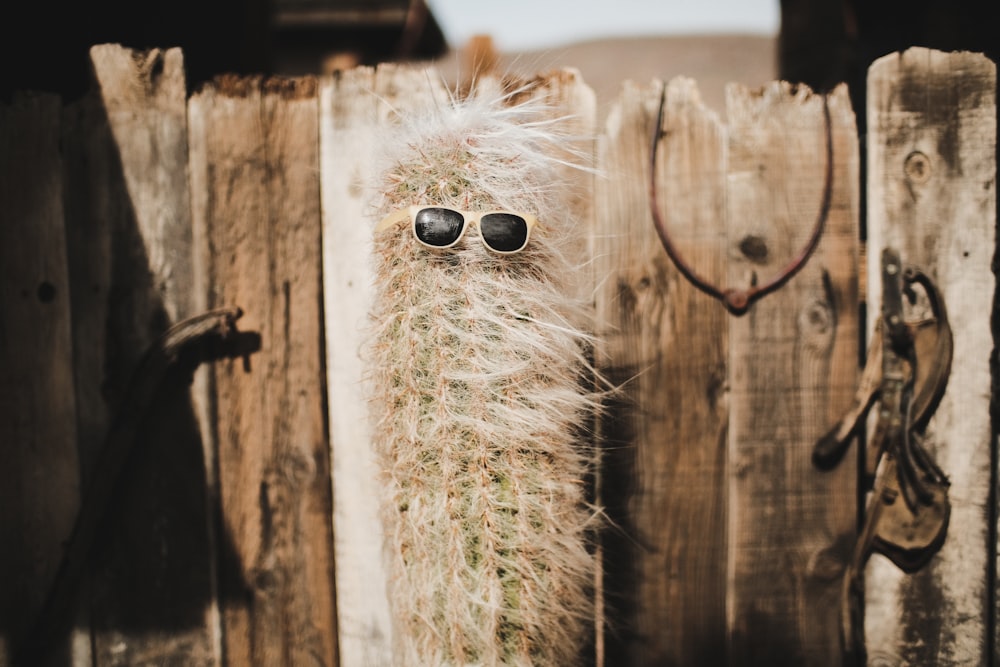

{"left": 366, "top": 74, "right": 598, "bottom": 666}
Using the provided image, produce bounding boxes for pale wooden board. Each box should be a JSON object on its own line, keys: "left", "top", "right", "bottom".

{"left": 320, "top": 65, "right": 392, "bottom": 667}
{"left": 725, "top": 82, "right": 860, "bottom": 665}
{"left": 189, "top": 75, "right": 338, "bottom": 666}
{"left": 0, "top": 93, "right": 82, "bottom": 665}
{"left": 865, "top": 47, "right": 996, "bottom": 666}
{"left": 594, "top": 77, "right": 729, "bottom": 666}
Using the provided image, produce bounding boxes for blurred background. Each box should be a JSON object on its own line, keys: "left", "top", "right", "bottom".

{"left": 0, "top": 1, "right": 996, "bottom": 119}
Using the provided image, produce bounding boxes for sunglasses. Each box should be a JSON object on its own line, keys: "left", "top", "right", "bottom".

{"left": 375, "top": 206, "right": 539, "bottom": 254}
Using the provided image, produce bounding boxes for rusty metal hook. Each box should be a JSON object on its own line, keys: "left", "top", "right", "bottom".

{"left": 648, "top": 85, "right": 834, "bottom": 315}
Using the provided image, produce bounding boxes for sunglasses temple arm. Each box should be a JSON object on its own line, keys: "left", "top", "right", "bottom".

{"left": 374, "top": 207, "right": 412, "bottom": 234}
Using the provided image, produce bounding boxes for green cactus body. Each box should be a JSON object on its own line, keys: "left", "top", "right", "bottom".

{"left": 368, "top": 77, "right": 596, "bottom": 665}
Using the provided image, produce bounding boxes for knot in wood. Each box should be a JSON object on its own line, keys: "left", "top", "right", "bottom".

{"left": 798, "top": 299, "right": 834, "bottom": 347}
{"left": 904, "top": 151, "right": 932, "bottom": 184}
{"left": 738, "top": 234, "right": 769, "bottom": 264}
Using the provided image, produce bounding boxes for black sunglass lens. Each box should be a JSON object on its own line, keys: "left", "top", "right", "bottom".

{"left": 414, "top": 208, "right": 465, "bottom": 247}
{"left": 479, "top": 213, "right": 529, "bottom": 252}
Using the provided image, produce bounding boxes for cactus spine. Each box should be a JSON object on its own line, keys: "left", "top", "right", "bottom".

{"left": 368, "top": 73, "right": 596, "bottom": 666}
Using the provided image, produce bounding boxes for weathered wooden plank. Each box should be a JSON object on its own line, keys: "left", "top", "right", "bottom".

{"left": 89, "top": 44, "right": 197, "bottom": 323}
{"left": 59, "top": 44, "right": 221, "bottom": 667}
{"left": 594, "top": 77, "right": 729, "bottom": 666}
{"left": 189, "top": 74, "right": 338, "bottom": 666}
{"left": 726, "top": 82, "right": 859, "bottom": 665}
{"left": 60, "top": 93, "right": 118, "bottom": 492}
{"left": 865, "top": 47, "right": 995, "bottom": 666}
{"left": 320, "top": 64, "right": 413, "bottom": 667}
{"left": 0, "top": 93, "right": 82, "bottom": 665}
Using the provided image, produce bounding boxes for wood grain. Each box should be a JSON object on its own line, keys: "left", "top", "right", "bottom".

{"left": 595, "top": 77, "right": 729, "bottom": 666}
{"left": 89, "top": 44, "right": 196, "bottom": 322}
{"left": 320, "top": 65, "right": 417, "bottom": 667}
{"left": 725, "top": 82, "right": 859, "bottom": 666}
{"left": 0, "top": 92, "right": 82, "bottom": 664}
{"left": 865, "top": 47, "right": 996, "bottom": 667}
{"left": 66, "top": 44, "right": 218, "bottom": 666}
{"left": 189, "top": 74, "right": 338, "bottom": 666}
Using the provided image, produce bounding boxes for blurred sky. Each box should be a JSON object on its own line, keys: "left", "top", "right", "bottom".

{"left": 425, "top": 0, "right": 781, "bottom": 52}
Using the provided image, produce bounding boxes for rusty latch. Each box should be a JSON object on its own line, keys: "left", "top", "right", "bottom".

{"left": 811, "top": 247, "right": 952, "bottom": 659}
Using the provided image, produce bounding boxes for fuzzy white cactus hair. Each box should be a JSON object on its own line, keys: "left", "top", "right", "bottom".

{"left": 367, "top": 71, "right": 599, "bottom": 666}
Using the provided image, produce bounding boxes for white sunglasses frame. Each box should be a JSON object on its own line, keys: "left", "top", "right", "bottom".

{"left": 375, "top": 205, "right": 539, "bottom": 254}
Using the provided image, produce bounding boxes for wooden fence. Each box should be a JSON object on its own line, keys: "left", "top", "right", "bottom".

{"left": 0, "top": 44, "right": 994, "bottom": 666}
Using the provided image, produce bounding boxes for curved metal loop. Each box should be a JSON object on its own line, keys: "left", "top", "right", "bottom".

{"left": 648, "top": 85, "right": 834, "bottom": 315}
